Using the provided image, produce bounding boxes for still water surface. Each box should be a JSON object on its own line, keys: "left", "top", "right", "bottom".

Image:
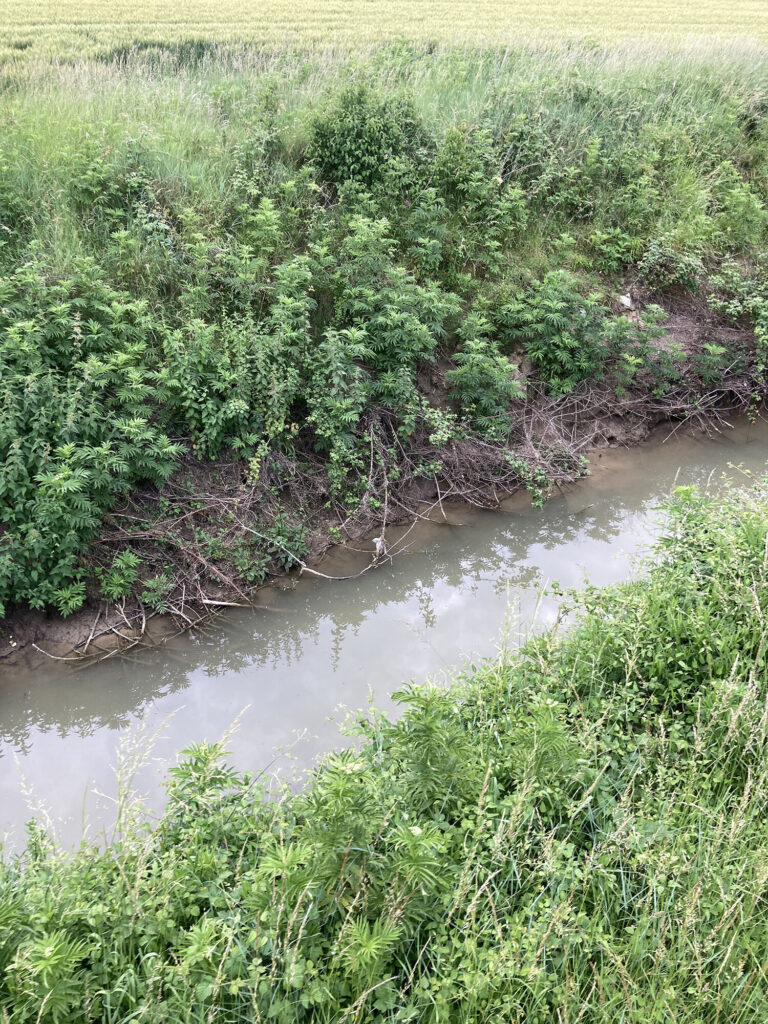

{"left": 2, "top": 418, "right": 768, "bottom": 850}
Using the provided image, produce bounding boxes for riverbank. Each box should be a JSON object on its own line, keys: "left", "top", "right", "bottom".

{"left": 3, "top": 413, "right": 767, "bottom": 852}
{"left": 3, "top": 475, "right": 768, "bottom": 1021}
{"left": 2, "top": 41, "right": 768, "bottom": 660}
{"left": 0, "top": 304, "right": 761, "bottom": 667}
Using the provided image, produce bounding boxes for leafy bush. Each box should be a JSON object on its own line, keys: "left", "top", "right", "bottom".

{"left": 0, "top": 157, "right": 27, "bottom": 260}
{"left": 447, "top": 311, "right": 524, "bottom": 439}
{"left": 158, "top": 318, "right": 254, "bottom": 457}
{"left": 598, "top": 304, "right": 677, "bottom": 394}
{"left": 710, "top": 160, "right": 768, "bottom": 252}
{"left": 95, "top": 549, "right": 142, "bottom": 600}
{"left": 331, "top": 215, "right": 460, "bottom": 425}
{"left": 305, "top": 327, "right": 371, "bottom": 490}
{"left": 1, "top": 52, "right": 768, "bottom": 613}
{"left": 498, "top": 271, "right": 606, "bottom": 394}
{"left": 308, "top": 85, "right": 429, "bottom": 190}
{"left": 587, "top": 226, "right": 638, "bottom": 273}
{"left": 0, "top": 259, "right": 181, "bottom": 615}
{"left": 140, "top": 572, "right": 174, "bottom": 612}
{"left": 69, "top": 142, "right": 153, "bottom": 231}
{"left": 708, "top": 256, "right": 768, "bottom": 378}
{"left": 638, "top": 235, "right": 704, "bottom": 292}
{"left": 431, "top": 123, "right": 529, "bottom": 280}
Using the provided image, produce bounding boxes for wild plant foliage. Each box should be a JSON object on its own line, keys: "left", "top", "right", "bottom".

{"left": 0, "top": 260, "right": 181, "bottom": 616}
{"left": 2, "top": 484, "right": 768, "bottom": 1021}
{"left": 1, "top": 45, "right": 768, "bottom": 613}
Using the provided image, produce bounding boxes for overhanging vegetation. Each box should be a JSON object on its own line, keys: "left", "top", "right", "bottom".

{"left": 2, "top": 481, "right": 768, "bottom": 1019}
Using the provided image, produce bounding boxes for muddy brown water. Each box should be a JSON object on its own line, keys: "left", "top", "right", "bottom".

{"left": 2, "top": 417, "right": 768, "bottom": 853}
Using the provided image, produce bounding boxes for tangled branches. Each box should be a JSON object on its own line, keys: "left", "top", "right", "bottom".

{"left": 23, "top": 359, "right": 762, "bottom": 666}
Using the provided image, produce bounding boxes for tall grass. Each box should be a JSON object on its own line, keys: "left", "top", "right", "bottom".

{"left": 2, "top": 479, "right": 768, "bottom": 1020}
{"left": 4, "top": 41, "right": 768, "bottom": 278}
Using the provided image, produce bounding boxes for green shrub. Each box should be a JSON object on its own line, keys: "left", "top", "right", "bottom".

{"left": 431, "top": 123, "right": 529, "bottom": 280}
{"left": 0, "top": 157, "right": 27, "bottom": 260}
{"left": 308, "top": 85, "right": 429, "bottom": 190}
{"left": 140, "top": 572, "right": 174, "bottom": 612}
{"left": 331, "top": 214, "right": 460, "bottom": 428}
{"left": 710, "top": 160, "right": 768, "bottom": 252}
{"left": 0, "top": 258, "right": 181, "bottom": 615}
{"left": 95, "top": 549, "right": 142, "bottom": 601}
{"left": 497, "top": 271, "right": 605, "bottom": 394}
{"left": 708, "top": 256, "right": 768, "bottom": 378}
{"left": 69, "top": 141, "right": 154, "bottom": 234}
{"left": 1, "top": 49, "right": 767, "bottom": 613}
{"left": 638, "top": 234, "right": 704, "bottom": 292}
{"left": 587, "top": 226, "right": 638, "bottom": 273}
{"left": 447, "top": 311, "right": 524, "bottom": 439}
{"left": 599, "top": 304, "right": 674, "bottom": 394}
{"left": 432, "top": 123, "right": 499, "bottom": 210}
{"left": 305, "top": 327, "right": 371, "bottom": 491}
{"left": 158, "top": 319, "right": 252, "bottom": 457}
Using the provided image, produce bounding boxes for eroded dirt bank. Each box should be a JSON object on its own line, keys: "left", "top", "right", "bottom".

{"left": 0, "top": 310, "right": 761, "bottom": 670}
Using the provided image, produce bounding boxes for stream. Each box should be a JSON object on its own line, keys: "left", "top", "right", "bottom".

{"left": 2, "top": 417, "right": 768, "bottom": 852}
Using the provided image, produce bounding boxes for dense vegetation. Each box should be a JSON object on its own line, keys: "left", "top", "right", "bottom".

{"left": 2, "top": 480, "right": 768, "bottom": 1021}
{"left": 2, "top": 43, "right": 768, "bottom": 625}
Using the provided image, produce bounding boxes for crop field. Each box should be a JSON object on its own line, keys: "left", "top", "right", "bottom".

{"left": 2, "top": 0, "right": 768, "bottom": 62}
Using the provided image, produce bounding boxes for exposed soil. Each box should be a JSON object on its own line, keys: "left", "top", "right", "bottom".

{"left": 0, "top": 308, "right": 761, "bottom": 672}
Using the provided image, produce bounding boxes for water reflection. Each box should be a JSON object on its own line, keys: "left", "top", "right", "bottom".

{"left": 1, "top": 418, "right": 767, "bottom": 848}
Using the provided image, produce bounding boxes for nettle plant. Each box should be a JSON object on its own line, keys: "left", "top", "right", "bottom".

{"left": 637, "top": 235, "right": 704, "bottom": 292}
{"left": 157, "top": 254, "right": 316, "bottom": 457}
{"left": 710, "top": 160, "right": 768, "bottom": 253}
{"left": 330, "top": 214, "right": 460, "bottom": 431}
{"left": 0, "top": 258, "right": 181, "bottom": 616}
{"left": 495, "top": 273, "right": 677, "bottom": 397}
{"left": 156, "top": 215, "right": 465, "bottom": 500}
{"left": 447, "top": 310, "right": 524, "bottom": 440}
{"left": 497, "top": 271, "right": 606, "bottom": 394}
{"left": 95, "top": 549, "right": 142, "bottom": 601}
{"left": 305, "top": 326, "right": 372, "bottom": 492}
{"left": 708, "top": 256, "right": 768, "bottom": 379}
{"left": 431, "top": 123, "right": 529, "bottom": 280}
{"left": 334, "top": 218, "right": 459, "bottom": 353}
{"left": 308, "top": 84, "right": 430, "bottom": 191}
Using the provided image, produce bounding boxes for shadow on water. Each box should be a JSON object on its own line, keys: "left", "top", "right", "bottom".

{"left": 2, "top": 417, "right": 768, "bottom": 848}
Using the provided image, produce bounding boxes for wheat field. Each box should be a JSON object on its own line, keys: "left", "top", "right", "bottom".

{"left": 2, "top": 0, "right": 768, "bottom": 61}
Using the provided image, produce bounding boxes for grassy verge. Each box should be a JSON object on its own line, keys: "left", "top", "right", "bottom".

{"left": 2, "top": 42, "right": 768, "bottom": 643}
{"left": 2, "top": 480, "right": 768, "bottom": 1020}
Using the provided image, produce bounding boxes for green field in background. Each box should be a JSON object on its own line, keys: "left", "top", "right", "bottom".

{"left": 2, "top": 0, "right": 768, "bottom": 61}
